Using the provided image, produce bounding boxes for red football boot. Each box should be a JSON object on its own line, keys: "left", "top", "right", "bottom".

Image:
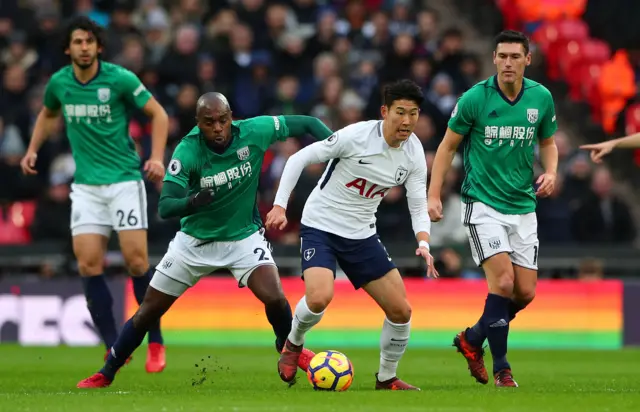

{"left": 77, "top": 372, "right": 112, "bottom": 389}
{"left": 278, "top": 339, "right": 303, "bottom": 383}
{"left": 375, "top": 373, "right": 420, "bottom": 390}
{"left": 145, "top": 343, "right": 166, "bottom": 373}
{"left": 453, "top": 330, "right": 489, "bottom": 384}
{"left": 298, "top": 348, "right": 315, "bottom": 372}
{"left": 494, "top": 369, "right": 518, "bottom": 387}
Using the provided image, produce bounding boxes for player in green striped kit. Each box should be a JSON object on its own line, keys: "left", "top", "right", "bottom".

{"left": 19, "top": 17, "right": 169, "bottom": 372}
{"left": 428, "top": 30, "right": 559, "bottom": 387}
{"left": 77, "top": 92, "right": 333, "bottom": 388}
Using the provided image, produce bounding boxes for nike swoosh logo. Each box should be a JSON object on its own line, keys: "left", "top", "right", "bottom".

{"left": 358, "top": 160, "right": 372, "bottom": 164}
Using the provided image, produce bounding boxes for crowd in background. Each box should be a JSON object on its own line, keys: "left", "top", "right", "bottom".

{"left": 0, "top": 0, "right": 636, "bottom": 279}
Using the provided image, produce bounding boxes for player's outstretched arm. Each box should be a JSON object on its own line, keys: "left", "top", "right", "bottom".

{"left": 21, "top": 107, "right": 60, "bottom": 175}
{"left": 282, "top": 115, "right": 333, "bottom": 141}
{"left": 405, "top": 156, "right": 438, "bottom": 278}
{"left": 580, "top": 133, "right": 640, "bottom": 163}
{"left": 266, "top": 133, "right": 346, "bottom": 230}
{"left": 158, "top": 181, "right": 214, "bottom": 219}
{"left": 141, "top": 97, "right": 169, "bottom": 182}
{"left": 428, "top": 128, "right": 464, "bottom": 222}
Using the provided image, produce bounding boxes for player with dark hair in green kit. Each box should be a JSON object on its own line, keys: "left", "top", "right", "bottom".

{"left": 428, "top": 30, "right": 559, "bottom": 387}
{"left": 20, "top": 16, "right": 169, "bottom": 373}
{"left": 77, "top": 92, "right": 333, "bottom": 388}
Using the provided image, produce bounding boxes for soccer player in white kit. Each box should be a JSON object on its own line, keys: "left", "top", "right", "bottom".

{"left": 266, "top": 80, "right": 438, "bottom": 390}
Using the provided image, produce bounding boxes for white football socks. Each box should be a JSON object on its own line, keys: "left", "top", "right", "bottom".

{"left": 287, "top": 296, "right": 325, "bottom": 346}
{"left": 378, "top": 317, "right": 411, "bottom": 382}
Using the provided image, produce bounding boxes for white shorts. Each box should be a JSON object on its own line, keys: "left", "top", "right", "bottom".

{"left": 461, "top": 202, "right": 539, "bottom": 270}
{"left": 150, "top": 230, "right": 276, "bottom": 297}
{"left": 70, "top": 180, "right": 148, "bottom": 237}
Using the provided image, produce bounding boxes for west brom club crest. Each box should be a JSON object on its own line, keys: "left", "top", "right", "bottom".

{"left": 395, "top": 166, "right": 409, "bottom": 184}
{"left": 237, "top": 146, "right": 250, "bottom": 160}
{"left": 97, "top": 88, "right": 111, "bottom": 103}
{"left": 526, "top": 108, "right": 538, "bottom": 124}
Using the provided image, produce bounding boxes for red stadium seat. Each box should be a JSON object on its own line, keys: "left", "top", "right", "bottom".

{"left": 579, "top": 39, "right": 611, "bottom": 63}
{"left": 578, "top": 63, "right": 604, "bottom": 117}
{"left": 533, "top": 19, "right": 588, "bottom": 54}
{"left": 0, "top": 201, "right": 37, "bottom": 245}
{"left": 496, "top": 0, "right": 523, "bottom": 31}
{"left": 561, "top": 40, "right": 611, "bottom": 100}
{"left": 536, "top": 19, "right": 589, "bottom": 80}
{"left": 624, "top": 103, "right": 640, "bottom": 135}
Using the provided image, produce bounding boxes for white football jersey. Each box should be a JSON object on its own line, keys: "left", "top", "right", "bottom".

{"left": 274, "top": 120, "right": 429, "bottom": 239}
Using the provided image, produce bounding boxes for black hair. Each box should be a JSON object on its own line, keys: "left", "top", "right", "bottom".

{"left": 494, "top": 30, "right": 530, "bottom": 55}
{"left": 63, "top": 16, "right": 106, "bottom": 53}
{"left": 382, "top": 79, "right": 424, "bottom": 107}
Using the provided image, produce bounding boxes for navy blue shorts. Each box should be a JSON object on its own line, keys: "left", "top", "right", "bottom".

{"left": 299, "top": 225, "right": 397, "bottom": 289}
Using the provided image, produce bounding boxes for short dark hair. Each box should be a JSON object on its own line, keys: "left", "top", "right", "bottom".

{"left": 494, "top": 30, "right": 530, "bottom": 55}
{"left": 63, "top": 16, "right": 106, "bottom": 53}
{"left": 383, "top": 79, "right": 424, "bottom": 107}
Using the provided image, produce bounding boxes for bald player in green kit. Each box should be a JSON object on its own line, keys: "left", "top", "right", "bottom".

{"left": 428, "top": 30, "right": 559, "bottom": 388}
{"left": 77, "top": 92, "right": 333, "bottom": 389}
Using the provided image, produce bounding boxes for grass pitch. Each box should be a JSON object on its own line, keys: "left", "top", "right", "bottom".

{"left": 1, "top": 345, "right": 639, "bottom": 411}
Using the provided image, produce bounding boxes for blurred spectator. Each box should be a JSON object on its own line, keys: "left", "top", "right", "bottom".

{"left": 1, "top": 31, "right": 38, "bottom": 73}
{"left": 537, "top": 174, "right": 573, "bottom": 243}
{"left": 429, "top": 175, "right": 467, "bottom": 248}
{"left": 571, "top": 167, "right": 636, "bottom": 243}
{"left": 576, "top": 258, "right": 604, "bottom": 282}
{"left": 377, "top": 186, "right": 412, "bottom": 242}
{"left": 29, "top": 154, "right": 74, "bottom": 241}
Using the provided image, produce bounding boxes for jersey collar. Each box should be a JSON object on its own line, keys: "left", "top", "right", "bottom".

{"left": 72, "top": 60, "right": 102, "bottom": 87}
{"left": 493, "top": 75, "right": 525, "bottom": 106}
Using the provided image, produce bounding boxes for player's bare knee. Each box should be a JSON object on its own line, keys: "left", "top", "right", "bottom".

{"left": 306, "top": 291, "right": 332, "bottom": 313}
{"left": 77, "top": 259, "right": 104, "bottom": 276}
{"left": 263, "top": 294, "right": 288, "bottom": 309}
{"left": 125, "top": 255, "right": 149, "bottom": 277}
{"left": 515, "top": 289, "right": 535, "bottom": 305}
{"left": 385, "top": 301, "right": 412, "bottom": 324}
{"left": 493, "top": 275, "right": 515, "bottom": 297}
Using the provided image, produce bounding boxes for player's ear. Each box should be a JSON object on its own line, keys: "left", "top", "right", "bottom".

{"left": 380, "top": 105, "right": 388, "bottom": 119}
{"left": 525, "top": 52, "right": 532, "bottom": 66}
{"left": 492, "top": 50, "right": 497, "bottom": 65}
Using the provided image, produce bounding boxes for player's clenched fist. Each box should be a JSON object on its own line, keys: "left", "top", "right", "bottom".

{"left": 265, "top": 205, "right": 288, "bottom": 231}
{"left": 144, "top": 159, "right": 165, "bottom": 182}
{"left": 427, "top": 196, "right": 443, "bottom": 222}
{"left": 20, "top": 152, "right": 38, "bottom": 175}
{"left": 188, "top": 189, "right": 215, "bottom": 209}
{"left": 535, "top": 172, "right": 556, "bottom": 198}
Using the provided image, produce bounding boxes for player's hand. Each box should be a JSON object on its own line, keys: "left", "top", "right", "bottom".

{"left": 265, "top": 205, "right": 288, "bottom": 231}
{"left": 20, "top": 151, "right": 38, "bottom": 175}
{"left": 579, "top": 141, "right": 616, "bottom": 164}
{"left": 144, "top": 159, "right": 165, "bottom": 182}
{"left": 188, "top": 189, "right": 215, "bottom": 208}
{"left": 416, "top": 246, "right": 439, "bottom": 278}
{"left": 428, "top": 196, "right": 443, "bottom": 222}
{"left": 535, "top": 172, "right": 556, "bottom": 198}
